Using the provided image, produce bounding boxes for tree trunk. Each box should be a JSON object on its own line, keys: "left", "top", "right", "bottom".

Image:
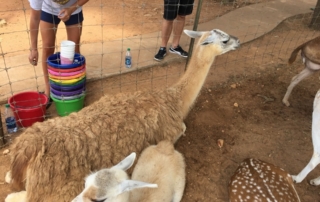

{"left": 310, "top": 0, "right": 320, "bottom": 30}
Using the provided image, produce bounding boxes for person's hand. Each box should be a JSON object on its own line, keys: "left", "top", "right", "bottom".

{"left": 29, "top": 49, "right": 38, "bottom": 66}
{"left": 58, "top": 8, "right": 72, "bottom": 22}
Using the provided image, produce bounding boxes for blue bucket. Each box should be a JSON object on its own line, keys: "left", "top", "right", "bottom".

{"left": 47, "top": 52, "right": 86, "bottom": 69}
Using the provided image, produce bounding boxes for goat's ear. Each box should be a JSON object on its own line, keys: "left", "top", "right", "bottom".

{"left": 184, "top": 30, "right": 206, "bottom": 38}
{"left": 119, "top": 180, "right": 158, "bottom": 193}
{"left": 113, "top": 152, "right": 136, "bottom": 171}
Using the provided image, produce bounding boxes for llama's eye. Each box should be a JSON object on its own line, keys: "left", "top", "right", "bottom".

{"left": 222, "top": 40, "right": 229, "bottom": 44}
{"left": 91, "top": 198, "right": 107, "bottom": 202}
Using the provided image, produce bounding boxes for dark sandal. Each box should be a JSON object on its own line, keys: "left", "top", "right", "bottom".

{"left": 46, "top": 97, "right": 53, "bottom": 110}
{"left": 39, "top": 92, "right": 53, "bottom": 109}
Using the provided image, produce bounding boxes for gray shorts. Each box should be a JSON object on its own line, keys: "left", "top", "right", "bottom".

{"left": 163, "top": 0, "right": 194, "bottom": 20}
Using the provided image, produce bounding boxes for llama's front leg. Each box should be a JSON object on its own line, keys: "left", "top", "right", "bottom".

{"left": 5, "top": 191, "right": 27, "bottom": 202}
{"left": 181, "top": 122, "right": 186, "bottom": 136}
{"left": 173, "top": 122, "right": 187, "bottom": 143}
{"left": 291, "top": 152, "right": 320, "bottom": 183}
{"left": 5, "top": 171, "right": 12, "bottom": 184}
{"left": 282, "top": 68, "right": 314, "bottom": 107}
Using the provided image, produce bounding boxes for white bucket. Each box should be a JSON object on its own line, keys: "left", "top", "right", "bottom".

{"left": 60, "top": 40, "right": 75, "bottom": 65}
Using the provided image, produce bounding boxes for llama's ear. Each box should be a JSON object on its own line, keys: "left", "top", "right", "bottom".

{"left": 119, "top": 180, "right": 158, "bottom": 193}
{"left": 184, "top": 30, "right": 206, "bottom": 38}
{"left": 113, "top": 152, "right": 136, "bottom": 171}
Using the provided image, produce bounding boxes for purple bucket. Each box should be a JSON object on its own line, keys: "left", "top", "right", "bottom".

{"left": 50, "top": 87, "right": 85, "bottom": 96}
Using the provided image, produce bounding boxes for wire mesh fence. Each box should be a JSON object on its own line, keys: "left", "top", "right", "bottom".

{"left": 0, "top": 0, "right": 318, "bottom": 149}
{"left": 0, "top": 0, "right": 276, "bottom": 148}
{"left": 0, "top": 0, "right": 316, "bottom": 144}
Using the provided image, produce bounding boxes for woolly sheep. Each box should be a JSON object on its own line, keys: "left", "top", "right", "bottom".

{"left": 6, "top": 29, "right": 240, "bottom": 202}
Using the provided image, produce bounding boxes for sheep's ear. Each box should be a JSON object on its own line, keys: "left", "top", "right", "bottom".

{"left": 184, "top": 30, "right": 206, "bottom": 38}
{"left": 113, "top": 152, "right": 136, "bottom": 171}
{"left": 119, "top": 180, "right": 158, "bottom": 193}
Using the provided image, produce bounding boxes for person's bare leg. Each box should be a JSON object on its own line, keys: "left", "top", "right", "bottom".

{"left": 172, "top": 15, "right": 186, "bottom": 48}
{"left": 66, "top": 23, "right": 82, "bottom": 53}
{"left": 40, "top": 21, "right": 57, "bottom": 98}
{"left": 161, "top": 19, "right": 173, "bottom": 48}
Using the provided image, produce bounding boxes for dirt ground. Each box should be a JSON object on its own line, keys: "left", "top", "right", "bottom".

{"left": 1, "top": 1, "right": 320, "bottom": 202}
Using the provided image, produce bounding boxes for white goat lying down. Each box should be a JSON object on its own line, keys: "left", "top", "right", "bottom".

{"left": 71, "top": 153, "right": 157, "bottom": 202}
{"left": 291, "top": 89, "right": 320, "bottom": 185}
{"left": 6, "top": 29, "right": 239, "bottom": 202}
{"left": 282, "top": 36, "right": 320, "bottom": 107}
{"left": 72, "top": 140, "right": 186, "bottom": 202}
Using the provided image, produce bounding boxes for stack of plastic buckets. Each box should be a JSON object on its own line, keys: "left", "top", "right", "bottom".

{"left": 47, "top": 52, "right": 86, "bottom": 116}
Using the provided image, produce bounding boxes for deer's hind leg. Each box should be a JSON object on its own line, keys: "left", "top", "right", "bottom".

{"left": 291, "top": 152, "right": 320, "bottom": 183}
{"left": 282, "top": 68, "right": 314, "bottom": 107}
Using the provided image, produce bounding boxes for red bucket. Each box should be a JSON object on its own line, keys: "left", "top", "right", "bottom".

{"left": 8, "top": 91, "right": 48, "bottom": 127}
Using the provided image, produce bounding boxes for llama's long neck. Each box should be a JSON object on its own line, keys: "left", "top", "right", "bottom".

{"left": 173, "top": 45, "right": 220, "bottom": 118}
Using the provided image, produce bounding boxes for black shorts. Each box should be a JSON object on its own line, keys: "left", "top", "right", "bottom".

{"left": 41, "top": 10, "right": 84, "bottom": 26}
{"left": 163, "top": 0, "right": 194, "bottom": 21}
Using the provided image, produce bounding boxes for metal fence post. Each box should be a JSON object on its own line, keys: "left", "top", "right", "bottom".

{"left": 0, "top": 112, "right": 5, "bottom": 146}
{"left": 185, "top": 0, "right": 204, "bottom": 70}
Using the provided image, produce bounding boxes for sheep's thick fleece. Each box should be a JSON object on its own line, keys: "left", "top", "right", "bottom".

{"left": 9, "top": 88, "right": 185, "bottom": 202}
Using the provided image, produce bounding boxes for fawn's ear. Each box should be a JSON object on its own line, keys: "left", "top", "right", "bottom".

{"left": 184, "top": 30, "right": 206, "bottom": 38}
{"left": 112, "top": 152, "right": 136, "bottom": 171}
{"left": 119, "top": 180, "right": 158, "bottom": 193}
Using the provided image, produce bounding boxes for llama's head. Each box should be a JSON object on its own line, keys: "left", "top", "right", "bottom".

{"left": 71, "top": 153, "right": 157, "bottom": 202}
{"left": 184, "top": 29, "right": 240, "bottom": 55}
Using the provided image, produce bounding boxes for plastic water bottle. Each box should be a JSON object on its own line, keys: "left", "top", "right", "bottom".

{"left": 125, "top": 48, "right": 132, "bottom": 68}
{"left": 5, "top": 104, "right": 17, "bottom": 133}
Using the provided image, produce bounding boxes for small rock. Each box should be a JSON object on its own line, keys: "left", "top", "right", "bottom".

{"left": 0, "top": 19, "right": 7, "bottom": 28}
{"left": 234, "top": 103, "right": 239, "bottom": 107}
{"left": 230, "top": 84, "right": 237, "bottom": 89}
{"left": 217, "top": 139, "right": 224, "bottom": 148}
{"left": 3, "top": 149, "right": 9, "bottom": 155}
{"left": 208, "top": 89, "right": 211, "bottom": 92}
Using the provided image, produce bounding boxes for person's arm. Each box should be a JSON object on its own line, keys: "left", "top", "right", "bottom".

{"left": 29, "top": 8, "right": 41, "bottom": 65}
{"left": 58, "top": 0, "right": 89, "bottom": 22}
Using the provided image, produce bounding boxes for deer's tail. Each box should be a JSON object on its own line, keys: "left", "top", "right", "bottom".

{"left": 288, "top": 43, "right": 305, "bottom": 65}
